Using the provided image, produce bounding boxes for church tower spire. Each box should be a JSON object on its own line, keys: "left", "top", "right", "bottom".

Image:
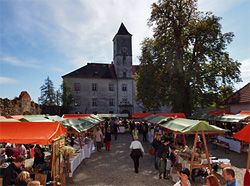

{"left": 113, "top": 23, "right": 132, "bottom": 79}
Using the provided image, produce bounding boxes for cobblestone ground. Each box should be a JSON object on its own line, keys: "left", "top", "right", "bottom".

{"left": 67, "top": 133, "right": 247, "bottom": 186}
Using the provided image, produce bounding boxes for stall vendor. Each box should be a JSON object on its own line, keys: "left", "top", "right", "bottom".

{"left": 33, "top": 146, "right": 47, "bottom": 170}
{"left": 15, "top": 144, "right": 27, "bottom": 158}
{"left": 5, "top": 144, "right": 20, "bottom": 161}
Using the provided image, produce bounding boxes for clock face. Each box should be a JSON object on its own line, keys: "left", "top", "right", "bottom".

{"left": 121, "top": 47, "right": 128, "bottom": 54}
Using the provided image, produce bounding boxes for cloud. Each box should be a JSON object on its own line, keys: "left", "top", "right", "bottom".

{"left": 0, "top": 77, "right": 17, "bottom": 84}
{"left": 0, "top": 56, "right": 39, "bottom": 68}
{"left": 240, "top": 58, "right": 250, "bottom": 79}
{"left": 198, "top": 0, "right": 246, "bottom": 14}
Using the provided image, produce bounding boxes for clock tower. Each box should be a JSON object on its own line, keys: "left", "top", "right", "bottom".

{"left": 113, "top": 23, "right": 132, "bottom": 79}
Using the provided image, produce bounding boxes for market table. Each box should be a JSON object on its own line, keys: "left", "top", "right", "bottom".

{"left": 69, "top": 149, "right": 85, "bottom": 174}
{"left": 217, "top": 136, "right": 241, "bottom": 153}
{"left": 118, "top": 126, "right": 125, "bottom": 133}
{"left": 83, "top": 140, "right": 94, "bottom": 158}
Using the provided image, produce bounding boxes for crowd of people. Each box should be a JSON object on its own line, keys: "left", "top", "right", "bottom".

{"left": 91, "top": 118, "right": 240, "bottom": 186}
{"left": 1, "top": 118, "right": 241, "bottom": 186}
{"left": 1, "top": 143, "right": 48, "bottom": 185}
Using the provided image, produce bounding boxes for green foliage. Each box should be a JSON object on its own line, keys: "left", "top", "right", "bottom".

{"left": 136, "top": 0, "right": 241, "bottom": 116}
{"left": 38, "top": 76, "right": 56, "bottom": 106}
{"left": 60, "top": 80, "right": 74, "bottom": 114}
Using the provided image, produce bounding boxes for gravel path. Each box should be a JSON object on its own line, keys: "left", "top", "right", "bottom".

{"left": 67, "top": 133, "right": 247, "bottom": 186}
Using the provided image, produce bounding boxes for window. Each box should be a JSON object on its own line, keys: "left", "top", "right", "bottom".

{"left": 92, "top": 83, "right": 97, "bottom": 91}
{"left": 109, "top": 111, "right": 114, "bottom": 114}
{"left": 109, "top": 98, "right": 114, "bottom": 106}
{"left": 92, "top": 98, "right": 98, "bottom": 106}
{"left": 109, "top": 83, "right": 114, "bottom": 91}
{"left": 123, "top": 72, "right": 127, "bottom": 78}
{"left": 122, "top": 84, "right": 127, "bottom": 91}
{"left": 122, "top": 98, "right": 127, "bottom": 104}
{"left": 74, "top": 83, "right": 80, "bottom": 91}
{"left": 74, "top": 97, "right": 80, "bottom": 106}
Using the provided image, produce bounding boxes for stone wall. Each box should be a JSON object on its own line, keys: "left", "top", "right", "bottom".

{"left": 0, "top": 91, "right": 41, "bottom": 117}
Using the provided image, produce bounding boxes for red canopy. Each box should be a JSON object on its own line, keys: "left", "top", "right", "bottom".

{"left": 7, "top": 115, "right": 25, "bottom": 120}
{"left": 208, "top": 111, "right": 234, "bottom": 115}
{"left": 132, "top": 113, "right": 154, "bottom": 118}
{"left": 156, "top": 113, "right": 186, "bottom": 119}
{"left": 0, "top": 122, "right": 68, "bottom": 145}
{"left": 238, "top": 111, "right": 250, "bottom": 116}
{"left": 233, "top": 123, "right": 250, "bottom": 142}
{"left": 62, "top": 114, "right": 91, "bottom": 119}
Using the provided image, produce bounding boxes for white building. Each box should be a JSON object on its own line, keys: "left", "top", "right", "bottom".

{"left": 62, "top": 23, "right": 170, "bottom": 116}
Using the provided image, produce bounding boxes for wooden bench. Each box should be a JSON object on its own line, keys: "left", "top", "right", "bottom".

{"left": 212, "top": 142, "right": 230, "bottom": 154}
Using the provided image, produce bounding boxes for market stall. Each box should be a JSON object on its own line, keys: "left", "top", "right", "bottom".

{"left": 233, "top": 123, "right": 250, "bottom": 186}
{"left": 160, "top": 118, "right": 228, "bottom": 179}
{"left": 0, "top": 121, "right": 68, "bottom": 185}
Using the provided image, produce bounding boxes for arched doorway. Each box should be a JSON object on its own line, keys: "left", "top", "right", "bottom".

{"left": 121, "top": 110, "right": 130, "bottom": 118}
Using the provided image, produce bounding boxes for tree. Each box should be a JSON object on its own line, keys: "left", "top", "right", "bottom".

{"left": 38, "top": 76, "right": 56, "bottom": 106}
{"left": 135, "top": 0, "right": 241, "bottom": 116}
{"left": 60, "top": 80, "right": 74, "bottom": 114}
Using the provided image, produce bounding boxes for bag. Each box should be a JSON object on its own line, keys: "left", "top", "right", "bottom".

{"left": 103, "top": 138, "right": 106, "bottom": 143}
{"left": 158, "top": 159, "right": 166, "bottom": 174}
{"left": 130, "top": 149, "right": 141, "bottom": 158}
{"left": 149, "top": 147, "right": 155, "bottom": 155}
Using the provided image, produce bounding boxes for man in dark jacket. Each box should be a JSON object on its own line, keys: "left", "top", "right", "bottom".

{"left": 113, "top": 122, "right": 120, "bottom": 141}
{"left": 157, "top": 138, "right": 170, "bottom": 179}
{"left": 3, "top": 155, "right": 26, "bottom": 185}
{"left": 151, "top": 134, "right": 162, "bottom": 169}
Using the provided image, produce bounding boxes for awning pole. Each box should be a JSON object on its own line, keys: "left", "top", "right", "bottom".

{"left": 190, "top": 131, "right": 198, "bottom": 179}
{"left": 247, "top": 143, "right": 250, "bottom": 171}
{"left": 201, "top": 130, "right": 212, "bottom": 174}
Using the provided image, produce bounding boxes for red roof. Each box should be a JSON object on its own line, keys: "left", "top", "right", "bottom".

{"left": 132, "top": 113, "right": 154, "bottom": 118}
{"left": 62, "top": 114, "right": 91, "bottom": 119}
{"left": 208, "top": 111, "right": 234, "bottom": 115}
{"left": 156, "top": 113, "right": 186, "bottom": 119}
{"left": 237, "top": 111, "right": 250, "bottom": 116}
{"left": 7, "top": 115, "right": 25, "bottom": 120}
{"left": 233, "top": 123, "right": 250, "bottom": 142}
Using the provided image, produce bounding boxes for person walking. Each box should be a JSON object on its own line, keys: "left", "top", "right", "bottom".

{"left": 113, "top": 122, "right": 119, "bottom": 141}
{"left": 105, "top": 127, "right": 112, "bottom": 151}
{"left": 95, "top": 127, "right": 103, "bottom": 152}
{"left": 157, "top": 138, "right": 170, "bottom": 179}
{"left": 132, "top": 126, "right": 139, "bottom": 140}
{"left": 151, "top": 133, "right": 162, "bottom": 169}
{"left": 129, "top": 136, "right": 145, "bottom": 173}
{"left": 142, "top": 122, "right": 148, "bottom": 142}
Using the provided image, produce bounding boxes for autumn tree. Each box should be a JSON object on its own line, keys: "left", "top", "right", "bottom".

{"left": 135, "top": 0, "right": 241, "bottom": 116}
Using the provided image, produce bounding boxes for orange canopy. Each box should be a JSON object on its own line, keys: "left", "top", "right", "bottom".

{"left": 0, "top": 116, "right": 6, "bottom": 119}
{"left": 0, "top": 122, "right": 68, "bottom": 145}
{"left": 233, "top": 123, "right": 250, "bottom": 142}
{"left": 62, "top": 114, "right": 91, "bottom": 119}
{"left": 156, "top": 113, "right": 186, "bottom": 119}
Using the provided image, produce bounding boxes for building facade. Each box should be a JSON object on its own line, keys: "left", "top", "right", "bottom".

{"left": 62, "top": 23, "right": 170, "bottom": 116}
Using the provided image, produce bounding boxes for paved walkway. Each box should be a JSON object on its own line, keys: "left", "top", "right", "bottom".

{"left": 67, "top": 133, "right": 247, "bottom": 186}
{"left": 68, "top": 133, "right": 174, "bottom": 186}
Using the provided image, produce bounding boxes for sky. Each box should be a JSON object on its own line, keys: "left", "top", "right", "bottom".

{"left": 0, "top": 0, "right": 249, "bottom": 103}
